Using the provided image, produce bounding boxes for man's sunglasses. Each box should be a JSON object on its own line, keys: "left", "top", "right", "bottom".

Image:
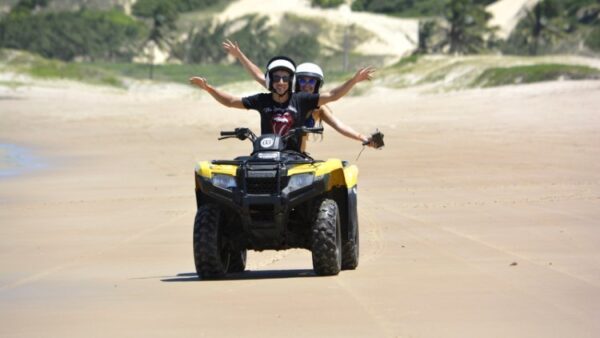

{"left": 272, "top": 75, "right": 291, "bottom": 82}
{"left": 298, "top": 77, "right": 317, "bottom": 86}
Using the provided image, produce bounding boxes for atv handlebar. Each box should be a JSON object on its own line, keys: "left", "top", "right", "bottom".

{"left": 219, "top": 127, "right": 323, "bottom": 142}
{"left": 283, "top": 127, "right": 324, "bottom": 140}
{"left": 219, "top": 128, "right": 257, "bottom": 141}
{"left": 301, "top": 127, "right": 324, "bottom": 134}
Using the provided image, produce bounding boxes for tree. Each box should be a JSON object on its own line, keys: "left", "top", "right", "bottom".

{"left": 182, "top": 20, "right": 228, "bottom": 63}
{"left": 11, "top": 0, "right": 48, "bottom": 14}
{"left": 311, "top": 0, "right": 345, "bottom": 8}
{"left": 133, "top": 0, "right": 179, "bottom": 78}
{"left": 417, "top": 19, "right": 439, "bottom": 54}
{"left": 229, "top": 15, "right": 274, "bottom": 66}
{"left": 181, "top": 15, "right": 275, "bottom": 66}
{"left": 441, "top": 0, "right": 495, "bottom": 54}
{"left": 504, "top": 0, "right": 564, "bottom": 55}
{"left": 0, "top": 9, "right": 145, "bottom": 62}
{"left": 279, "top": 32, "right": 320, "bottom": 63}
{"left": 585, "top": 26, "right": 600, "bottom": 51}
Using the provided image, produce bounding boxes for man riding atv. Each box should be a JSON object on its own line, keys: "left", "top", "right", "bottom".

{"left": 222, "top": 40, "right": 376, "bottom": 152}
{"left": 189, "top": 56, "right": 375, "bottom": 152}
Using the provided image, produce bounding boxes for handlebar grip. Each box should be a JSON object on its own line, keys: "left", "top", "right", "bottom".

{"left": 305, "top": 127, "right": 324, "bottom": 134}
{"left": 220, "top": 131, "right": 236, "bottom": 136}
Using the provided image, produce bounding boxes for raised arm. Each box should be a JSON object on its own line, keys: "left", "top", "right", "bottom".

{"left": 319, "top": 106, "right": 375, "bottom": 147}
{"left": 318, "top": 66, "right": 375, "bottom": 106}
{"left": 189, "top": 76, "right": 245, "bottom": 109}
{"left": 223, "top": 40, "right": 266, "bottom": 89}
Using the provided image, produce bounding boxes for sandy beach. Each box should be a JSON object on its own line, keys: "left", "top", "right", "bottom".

{"left": 1, "top": 77, "right": 599, "bottom": 337}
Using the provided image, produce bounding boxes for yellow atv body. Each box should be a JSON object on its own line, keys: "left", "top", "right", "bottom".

{"left": 193, "top": 127, "right": 359, "bottom": 278}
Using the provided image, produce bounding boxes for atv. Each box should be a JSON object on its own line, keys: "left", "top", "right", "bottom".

{"left": 193, "top": 127, "right": 359, "bottom": 278}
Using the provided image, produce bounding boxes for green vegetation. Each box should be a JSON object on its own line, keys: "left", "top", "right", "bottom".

{"left": 311, "top": 0, "right": 345, "bottom": 8}
{"left": 276, "top": 14, "right": 377, "bottom": 71}
{"left": 472, "top": 64, "right": 600, "bottom": 87}
{"left": 169, "top": 0, "right": 230, "bottom": 13}
{"left": 176, "top": 12, "right": 375, "bottom": 72}
{"left": 352, "top": 0, "right": 599, "bottom": 56}
{"left": 585, "top": 26, "right": 600, "bottom": 51}
{"left": 504, "top": 0, "right": 600, "bottom": 55}
{"left": 88, "top": 62, "right": 251, "bottom": 86}
{"left": 1, "top": 0, "right": 599, "bottom": 93}
{"left": 0, "top": 8, "right": 146, "bottom": 61}
{"left": 442, "top": 0, "right": 496, "bottom": 54}
{"left": 0, "top": 80, "right": 26, "bottom": 88}
{"left": 377, "top": 55, "right": 600, "bottom": 91}
{"left": 280, "top": 32, "right": 321, "bottom": 63}
{"left": 1, "top": 49, "right": 124, "bottom": 87}
{"left": 177, "top": 14, "right": 273, "bottom": 66}
{"left": 391, "top": 54, "right": 420, "bottom": 68}
{"left": 351, "top": 0, "right": 495, "bottom": 17}
{"left": 384, "top": 0, "right": 498, "bottom": 55}
{"left": 132, "top": 0, "right": 179, "bottom": 79}
{"left": 3, "top": 49, "right": 600, "bottom": 92}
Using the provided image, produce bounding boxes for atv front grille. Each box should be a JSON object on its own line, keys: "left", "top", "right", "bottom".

{"left": 249, "top": 204, "right": 274, "bottom": 221}
{"left": 245, "top": 177, "right": 289, "bottom": 195}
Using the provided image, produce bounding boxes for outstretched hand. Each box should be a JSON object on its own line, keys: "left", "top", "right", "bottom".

{"left": 363, "top": 137, "right": 377, "bottom": 148}
{"left": 353, "top": 66, "right": 376, "bottom": 83}
{"left": 222, "top": 39, "right": 241, "bottom": 59}
{"left": 189, "top": 76, "right": 209, "bottom": 90}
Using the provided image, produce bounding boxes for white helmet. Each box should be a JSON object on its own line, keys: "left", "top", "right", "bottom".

{"left": 265, "top": 56, "right": 296, "bottom": 93}
{"left": 295, "top": 62, "right": 324, "bottom": 93}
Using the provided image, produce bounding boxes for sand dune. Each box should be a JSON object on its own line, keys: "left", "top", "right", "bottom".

{"left": 218, "top": 0, "right": 541, "bottom": 62}
{"left": 218, "top": 0, "right": 418, "bottom": 62}
{"left": 487, "top": 0, "right": 542, "bottom": 39}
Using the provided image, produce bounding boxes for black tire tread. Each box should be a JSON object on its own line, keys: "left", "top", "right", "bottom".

{"left": 193, "top": 204, "right": 228, "bottom": 279}
{"left": 311, "top": 199, "right": 341, "bottom": 276}
{"left": 227, "top": 249, "right": 247, "bottom": 273}
{"left": 342, "top": 239, "right": 359, "bottom": 270}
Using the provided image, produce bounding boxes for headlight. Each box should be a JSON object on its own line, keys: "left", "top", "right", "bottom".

{"left": 212, "top": 174, "right": 237, "bottom": 190}
{"left": 287, "top": 173, "right": 314, "bottom": 191}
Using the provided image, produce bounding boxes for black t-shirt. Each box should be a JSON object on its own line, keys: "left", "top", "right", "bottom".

{"left": 242, "top": 92, "right": 319, "bottom": 150}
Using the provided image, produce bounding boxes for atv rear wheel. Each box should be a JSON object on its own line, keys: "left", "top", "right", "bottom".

{"left": 193, "top": 204, "right": 230, "bottom": 279}
{"left": 227, "top": 249, "right": 247, "bottom": 273}
{"left": 311, "top": 199, "right": 342, "bottom": 276}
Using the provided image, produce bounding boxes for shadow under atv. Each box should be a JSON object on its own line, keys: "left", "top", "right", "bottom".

{"left": 161, "top": 269, "right": 317, "bottom": 282}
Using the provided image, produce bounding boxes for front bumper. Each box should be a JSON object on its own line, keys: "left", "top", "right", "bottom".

{"left": 196, "top": 174, "right": 327, "bottom": 249}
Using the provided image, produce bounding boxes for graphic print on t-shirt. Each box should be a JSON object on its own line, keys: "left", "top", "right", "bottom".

{"left": 271, "top": 111, "right": 294, "bottom": 136}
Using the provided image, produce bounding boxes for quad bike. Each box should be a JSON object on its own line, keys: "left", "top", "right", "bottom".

{"left": 193, "top": 127, "right": 361, "bottom": 279}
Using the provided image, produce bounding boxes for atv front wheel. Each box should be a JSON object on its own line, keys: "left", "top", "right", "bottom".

{"left": 342, "top": 228, "right": 359, "bottom": 270}
{"left": 311, "top": 199, "right": 342, "bottom": 276}
{"left": 227, "top": 249, "right": 247, "bottom": 273}
{"left": 193, "top": 204, "right": 230, "bottom": 279}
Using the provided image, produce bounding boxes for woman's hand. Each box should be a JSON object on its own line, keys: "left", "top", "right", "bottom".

{"left": 222, "top": 39, "right": 241, "bottom": 59}
{"left": 353, "top": 66, "right": 376, "bottom": 83}
{"left": 360, "top": 134, "right": 377, "bottom": 148}
{"left": 189, "top": 76, "right": 209, "bottom": 90}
